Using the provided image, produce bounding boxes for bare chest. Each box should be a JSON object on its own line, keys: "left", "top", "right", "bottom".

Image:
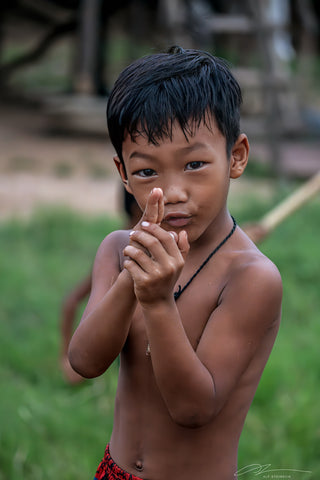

{"left": 126, "top": 266, "right": 226, "bottom": 356}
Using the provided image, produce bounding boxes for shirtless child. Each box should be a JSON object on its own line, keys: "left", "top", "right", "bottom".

{"left": 68, "top": 46, "right": 282, "bottom": 480}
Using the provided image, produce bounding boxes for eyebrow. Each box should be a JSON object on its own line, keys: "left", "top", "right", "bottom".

{"left": 128, "top": 151, "right": 158, "bottom": 160}
{"left": 179, "top": 142, "right": 209, "bottom": 153}
{"left": 128, "top": 142, "right": 209, "bottom": 160}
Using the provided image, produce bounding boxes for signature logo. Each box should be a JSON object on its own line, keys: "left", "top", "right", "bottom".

{"left": 235, "top": 464, "right": 312, "bottom": 479}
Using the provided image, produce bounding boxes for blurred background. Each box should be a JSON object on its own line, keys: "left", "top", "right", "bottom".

{"left": 1, "top": 0, "right": 320, "bottom": 219}
{"left": 0, "top": 1, "right": 319, "bottom": 479}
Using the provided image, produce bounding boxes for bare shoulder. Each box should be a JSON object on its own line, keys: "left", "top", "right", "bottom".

{"left": 97, "top": 229, "right": 131, "bottom": 253}
{"left": 237, "top": 228, "right": 281, "bottom": 285}
{"left": 222, "top": 228, "right": 282, "bottom": 326}
{"left": 90, "top": 229, "right": 131, "bottom": 289}
{"left": 81, "top": 229, "right": 132, "bottom": 313}
{"left": 94, "top": 229, "right": 130, "bottom": 268}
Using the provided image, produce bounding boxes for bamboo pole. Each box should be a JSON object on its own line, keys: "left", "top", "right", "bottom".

{"left": 260, "top": 171, "right": 320, "bottom": 233}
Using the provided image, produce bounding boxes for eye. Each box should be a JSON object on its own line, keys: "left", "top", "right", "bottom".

{"left": 185, "top": 161, "right": 205, "bottom": 171}
{"left": 134, "top": 168, "right": 156, "bottom": 178}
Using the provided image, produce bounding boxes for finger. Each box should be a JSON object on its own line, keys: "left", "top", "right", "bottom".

{"left": 129, "top": 230, "right": 151, "bottom": 256}
{"left": 123, "top": 258, "right": 145, "bottom": 279}
{"left": 169, "top": 231, "right": 178, "bottom": 243}
{"left": 138, "top": 223, "right": 182, "bottom": 260}
{"left": 142, "top": 188, "right": 162, "bottom": 224}
{"left": 177, "top": 230, "right": 190, "bottom": 260}
{"left": 127, "top": 230, "right": 167, "bottom": 264}
{"left": 123, "top": 244, "right": 154, "bottom": 272}
{"left": 123, "top": 259, "right": 149, "bottom": 291}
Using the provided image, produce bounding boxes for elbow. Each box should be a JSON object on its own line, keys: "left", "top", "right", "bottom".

{"left": 169, "top": 403, "right": 216, "bottom": 429}
{"left": 68, "top": 344, "right": 104, "bottom": 379}
{"left": 168, "top": 378, "right": 218, "bottom": 428}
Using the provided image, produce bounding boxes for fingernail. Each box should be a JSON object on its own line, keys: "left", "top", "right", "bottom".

{"left": 141, "top": 221, "right": 150, "bottom": 227}
{"left": 129, "top": 230, "right": 135, "bottom": 236}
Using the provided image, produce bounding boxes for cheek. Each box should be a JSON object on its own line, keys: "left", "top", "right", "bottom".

{"left": 195, "top": 181, "right": 229, "bottom": 211}
{"left": 195, "top": 184, "right": 217, "bottom": 203}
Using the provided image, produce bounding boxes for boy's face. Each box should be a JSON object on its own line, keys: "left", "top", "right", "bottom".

{"left": 116, "top": 119, "right": 248, "bottom": 244}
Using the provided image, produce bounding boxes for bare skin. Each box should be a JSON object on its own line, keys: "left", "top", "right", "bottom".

{"left": 60, "top": 274, "right": 91, "bottom": 384}
{"left": 60, "top": 196, "right": 141, "bottom": 385}
{"left": 69, "top": 121, "right": 282, "bottom": 480}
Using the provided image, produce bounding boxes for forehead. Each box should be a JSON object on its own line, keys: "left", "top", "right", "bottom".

{"left": 122, "top": 119, "right": 226, "bottom": 161}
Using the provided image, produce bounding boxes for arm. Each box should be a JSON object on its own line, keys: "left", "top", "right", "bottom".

{"left": 68, "top": 189, "right": 166, "bottom": 378}
{"left": 60, "top": 274, "right": 91, "bottom": 384}
{"left": 193, "top": 262, "right": 282, "bottom": 418}
{"left": 61, "top": 274, "right": 92, "bottom": 357}
{"left": 68, "top": 231, "right": 137, "bottom": 378}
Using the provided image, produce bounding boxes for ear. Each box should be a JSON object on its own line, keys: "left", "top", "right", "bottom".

{"left": 113, "top": 156, "right": 133, "bottom": 194}
{"left": 229, "top": 134, "right": 249, "bottom": 179}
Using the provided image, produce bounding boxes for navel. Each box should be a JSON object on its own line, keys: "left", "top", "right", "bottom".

{"left": 135, "top": 459, "right": 144, "bottom": 472}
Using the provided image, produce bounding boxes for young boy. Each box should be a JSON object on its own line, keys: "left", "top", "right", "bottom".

{"left": 68, "top": 46, "right": 282, "bottom": 480}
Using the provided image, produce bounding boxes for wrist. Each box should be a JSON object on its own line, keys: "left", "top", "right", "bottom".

{"left": 140, "top": 295, "right": 176, "bottom": 314}
{"left": 113, "top": 269, "right": 137, "bottom": 304}
{"left": 119, "top": 268, "right": 134, "bottom": 287}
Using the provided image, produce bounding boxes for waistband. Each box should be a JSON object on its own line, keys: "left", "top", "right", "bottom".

{"left": 95, "top": 443, "right": 144, "bottom": 480}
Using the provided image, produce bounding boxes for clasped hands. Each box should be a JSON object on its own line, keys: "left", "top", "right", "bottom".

{"left": 123, "top": 188, "right": 189, "bottom": 306}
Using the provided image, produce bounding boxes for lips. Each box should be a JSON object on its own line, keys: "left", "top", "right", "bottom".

{"left": 163, "top": 213, "right": 192, "bottom": 228}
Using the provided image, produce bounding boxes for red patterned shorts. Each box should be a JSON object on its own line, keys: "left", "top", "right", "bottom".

{"left": 94, "top": 444, "right": 143, "bottom": 480}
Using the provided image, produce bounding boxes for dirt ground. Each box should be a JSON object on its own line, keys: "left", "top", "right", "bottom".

{"left": 0, "top": 102, "right": 121, "bottom": 220}
{"left": 0, "top": 100, "right": 319, "bottom": 222}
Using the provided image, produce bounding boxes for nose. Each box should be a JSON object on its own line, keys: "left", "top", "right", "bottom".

{"left": 162, "top": 176, "right": 188, "bottom": 205}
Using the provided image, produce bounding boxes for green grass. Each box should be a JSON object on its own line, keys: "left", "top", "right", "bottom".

{"left": 0, "top": 195, "right": 319, "bottom": 479}
{"left": 234, "top": 197, "right": 320, "bottom": 477}
{"left": 0, "top": 209, "right": 122, "bottom": 480}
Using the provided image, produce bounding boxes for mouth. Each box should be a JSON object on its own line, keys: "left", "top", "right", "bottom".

{"left": 163, "top": 213, "right": 192, "bottom": 228}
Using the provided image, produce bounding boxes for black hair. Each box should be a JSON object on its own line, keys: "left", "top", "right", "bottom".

{"left": 107, "top": 46, "right": 242, "bottom": 162}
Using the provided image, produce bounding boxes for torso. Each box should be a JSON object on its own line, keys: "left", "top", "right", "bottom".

{"left": 106, "top": 228, "right": 280, "bottom": 480}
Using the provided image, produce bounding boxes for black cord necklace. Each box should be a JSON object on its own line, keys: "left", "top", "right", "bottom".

{"left": 173, "top": 216, "right": 237, "bottom": 301}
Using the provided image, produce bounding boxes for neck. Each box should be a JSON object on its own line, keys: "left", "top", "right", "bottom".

{"left": 174, "top": 215, "right": 237, "bottom": 301}
{"left": 189, "top": 208, "right": 233, "bottom": 255}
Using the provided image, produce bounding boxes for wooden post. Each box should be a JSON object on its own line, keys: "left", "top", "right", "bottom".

{"left": 74, "top": 0, "right": 104, "bottom": 95}
{"left": 248, "top": 0, "right": 284, "bottom": 180}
